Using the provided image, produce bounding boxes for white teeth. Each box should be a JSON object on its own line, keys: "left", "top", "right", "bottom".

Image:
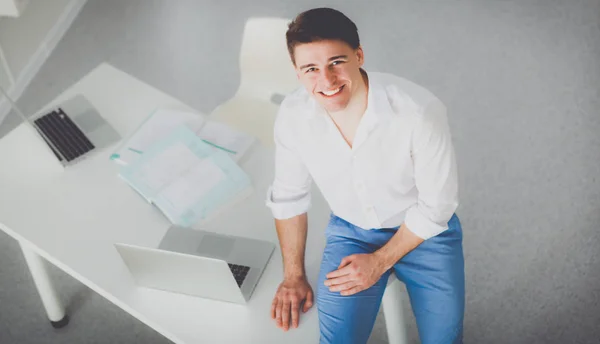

{"left": 322, "top": 87, "right": 342, "bottom": 96}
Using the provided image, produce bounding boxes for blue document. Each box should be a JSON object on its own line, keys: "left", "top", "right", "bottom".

{"left": 119, "top": 125, "right": 253, "bottom": 226}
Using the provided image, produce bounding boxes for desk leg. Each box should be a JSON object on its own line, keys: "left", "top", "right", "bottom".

{"left": 19, "top": 242, "right": 69, "bottom": 328}
{"left": 382, "top": 278, "right": 408, "bottom": 344}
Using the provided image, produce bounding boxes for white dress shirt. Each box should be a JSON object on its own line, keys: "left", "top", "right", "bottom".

{"left": 265, "top": 71, "right": 459, "bottom": 240}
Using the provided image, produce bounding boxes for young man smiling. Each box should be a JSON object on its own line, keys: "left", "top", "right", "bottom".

{"left": 266, "top": 8, "right": 464, "bottom": 344}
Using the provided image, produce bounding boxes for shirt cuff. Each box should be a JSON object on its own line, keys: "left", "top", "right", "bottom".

{"left": 404, "top": 205, "right": 452, "bottom": 240}
{"left": 265, "top": 186, "right": 311, "bottom": 220}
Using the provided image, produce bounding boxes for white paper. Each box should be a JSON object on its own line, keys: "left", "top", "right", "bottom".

{"left": 116, "top": 109, "right": 206, "bottom": 164}
{"left": 135, "top": 142, "right": 198, "bottom": 191}
{"left": 159, "top": 158, "right": 226, "bottom": 215}
{"left": 196, "top": 121, "right": 255, "bottom": 161}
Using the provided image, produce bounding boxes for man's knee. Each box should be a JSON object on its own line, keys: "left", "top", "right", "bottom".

{"left": 418, "top": 320, "right": 463, "bottom": 344}
{"left": 413, "top": 297, "right": 464, "bottom": 344}
{"left": 316, "top": 294, "right": 378, "bottom": 344}
{"left": 316, "top": 277, "right": 389, "bottom": 344}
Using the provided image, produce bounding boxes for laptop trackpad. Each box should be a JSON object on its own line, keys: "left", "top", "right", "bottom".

{"left": 196, "top": 234, "right": 235, "bottom": 260}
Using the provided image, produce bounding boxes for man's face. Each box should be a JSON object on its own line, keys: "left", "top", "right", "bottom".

{"left": 293, "top": 40, "right": 365, "bottom": 113}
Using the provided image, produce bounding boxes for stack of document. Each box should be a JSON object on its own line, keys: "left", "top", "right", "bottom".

{"left": 113, "top": 109, "right": 255, "bottom": 227}
{"left": 110, "top": 108, "right": 255, "bottom": 166}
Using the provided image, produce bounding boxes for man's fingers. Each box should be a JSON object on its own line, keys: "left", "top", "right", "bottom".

{"left": 272, "top": 284, "right": 315, "bottom": 331}
{"left": 325, "top": 274, "right": 352, "bottom": 287}
{"left": 281, "top": 300, "right": 291, "bottom": 331}
{"left": 291, "top": 298, "right": 300, "bottom": 328}
{"left": 326, "top": 264, "right": 353, "bottom": 279}
{"left": 329, "top": 281, "right": 357, "bottom": 292}
{"left": 275, "top": 298, "right": 283, "bottom": 328}
{"left": 270, "top": 297, "right": 278, "bottom": 319}
{"left": 303, "top": 290, "right": 314, "bottom": 313}
{"left": 341, "top": 286, "right": 363, "bottom": 296}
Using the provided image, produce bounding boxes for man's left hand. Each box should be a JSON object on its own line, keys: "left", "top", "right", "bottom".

{"left": 324, "top": 253, "right": 386, "bottom": 296}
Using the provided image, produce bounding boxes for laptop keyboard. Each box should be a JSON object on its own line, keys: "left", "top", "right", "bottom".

{"left": 228, "top": 263, "right": 251, "bottom": 287}
{"left": 33, "top": 108, "right": 95, "bottom": 162}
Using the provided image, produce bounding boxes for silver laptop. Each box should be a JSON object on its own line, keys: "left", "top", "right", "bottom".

{"left": 30, "top": 94, "right": 120, "bottom": 166}
{"left": 115, "top": 226, "right": 275, "bottom": 304}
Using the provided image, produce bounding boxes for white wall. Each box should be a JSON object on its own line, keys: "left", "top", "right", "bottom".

{"left": 0, "top": 0, "right": 28, "bottom": 17}
{"left": 0, "top": 0, "right": 86, "bottom": 123}
{"left": 0, "top": 0, "right": 73, "bottom": 79}
{"left": 0, "top": 45, "right": 11, "bottom": 91}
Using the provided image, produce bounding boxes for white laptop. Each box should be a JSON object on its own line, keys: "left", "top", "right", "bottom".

{"left": 115, "top": 226, "right": 275, "bottom": 304}
{"left": 29, "top": 94, "right": 121, "bottom": 166}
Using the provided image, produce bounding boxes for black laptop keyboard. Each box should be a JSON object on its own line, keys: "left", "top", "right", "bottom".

{"left": 33, "top": 108, "right": 95, "bottom": 162}
{"left": 228, "top": 263, "right": 250, "bottom": 287}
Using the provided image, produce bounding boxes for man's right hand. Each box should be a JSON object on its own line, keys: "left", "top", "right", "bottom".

{"left": 270, "top": 276, "right": 314, "bottom": 331}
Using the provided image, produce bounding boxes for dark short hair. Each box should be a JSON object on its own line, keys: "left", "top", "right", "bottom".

{"left": 286, "top": 8, "right": 360, "bottom": 65}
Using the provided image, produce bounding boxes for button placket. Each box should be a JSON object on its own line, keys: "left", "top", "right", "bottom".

{"left": 352, "top": 151, "right": 381, "bottom": 228}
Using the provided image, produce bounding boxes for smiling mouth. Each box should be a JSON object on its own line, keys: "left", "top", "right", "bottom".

{"left": 319, "top": 85, "right": 345, "bottom": 97}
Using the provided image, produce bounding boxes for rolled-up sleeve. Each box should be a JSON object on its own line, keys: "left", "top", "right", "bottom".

{"left": 265, "top": 109, "right": 312, "bottom": 219}
{"left": 404, "top": 99, "right": 459, "bottom": 240}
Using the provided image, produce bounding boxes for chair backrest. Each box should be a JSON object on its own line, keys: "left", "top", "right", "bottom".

{"left": 238, "top": 17, "right": 299, "bottom": 98}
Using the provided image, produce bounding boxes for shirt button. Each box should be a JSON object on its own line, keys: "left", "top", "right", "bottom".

{"left": 365, "top": 206, "right": 374, "bottom": 212}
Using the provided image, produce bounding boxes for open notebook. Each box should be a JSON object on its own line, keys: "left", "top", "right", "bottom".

{"left": 119, "top": 125, "right": 253, "bottom": 227}
{"left": 111, "top": 108, "right": 255, "bottom": 166}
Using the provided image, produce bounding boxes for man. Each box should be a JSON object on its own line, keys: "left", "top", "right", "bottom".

{"left": 266, "top": 8, "right": 464, "bottom": 344}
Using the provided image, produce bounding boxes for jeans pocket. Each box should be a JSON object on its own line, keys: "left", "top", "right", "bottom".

{"left": 325, "top": 213, "right": 339, "bottom": 236}
{"left": 448, "top": 214, "right": 463, "bottom": 239}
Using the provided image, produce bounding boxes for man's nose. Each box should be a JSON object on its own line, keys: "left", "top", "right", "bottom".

{"left": 321, "top": 69, "right": 337, "bottom": 88}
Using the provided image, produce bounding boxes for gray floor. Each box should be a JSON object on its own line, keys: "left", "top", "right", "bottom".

{"left": 1, "top": 0, "right": 599, "bottom": 343}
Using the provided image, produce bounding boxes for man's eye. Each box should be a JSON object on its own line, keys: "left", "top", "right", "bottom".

{"left": 305, "top": 67, "right": 316, "bottom": 73}
{"left": 332, "top": 60, "right": 343, "bottom": 66}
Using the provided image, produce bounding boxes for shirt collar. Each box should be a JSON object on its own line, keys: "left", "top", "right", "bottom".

{"left": 304, "top": 71, "right": 396, "bottom": 151}
{"left": 307, "top": 70, "right": 395, "bottom": 126}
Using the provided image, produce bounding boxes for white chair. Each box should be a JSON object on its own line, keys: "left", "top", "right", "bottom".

{"left": 212, "top": 17, "right": 408, "bottom": 344}
{"left": 383, "top": 275, "right": 409, "bottom": 344}
{"left": 209, "top": 18, "right": 299, "bottom": 146}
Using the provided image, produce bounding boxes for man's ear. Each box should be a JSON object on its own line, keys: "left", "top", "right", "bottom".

{"left": 356, "top": 46, "right": 365, "bottom": 67}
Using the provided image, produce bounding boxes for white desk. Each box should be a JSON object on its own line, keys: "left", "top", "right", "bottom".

{"left": 0, "top": 63, "right": 332, "bottom": 343}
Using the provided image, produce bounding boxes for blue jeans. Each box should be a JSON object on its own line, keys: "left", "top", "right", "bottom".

{"left": 317, "top": 213, "right": 465, "bottom": 344}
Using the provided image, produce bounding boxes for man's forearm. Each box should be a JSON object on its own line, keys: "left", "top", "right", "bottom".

{"left": 275, "top": 213, "right": 308, "bottom": 279}
{"left": 373, "top": 222, "right": 424, "bottom": 271}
